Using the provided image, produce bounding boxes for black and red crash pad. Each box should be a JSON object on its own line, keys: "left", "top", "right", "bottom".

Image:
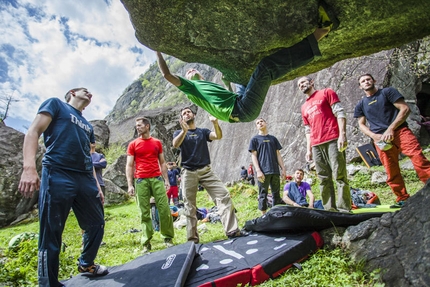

{"left": 63, "top": 231, "right": 322, "bottom": 287}
{"left": 185, "top": 231, "right": 323, "bottom": 287}
{"left": 63, "top": 241, "right": 196, "bottom": 287}
{"left": 244, "top": 205, "right": 387, "bottom": 232}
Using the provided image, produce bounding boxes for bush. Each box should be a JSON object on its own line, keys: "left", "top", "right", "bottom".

{"left": 103, "top": 143, "right": 126, "bottom": 165}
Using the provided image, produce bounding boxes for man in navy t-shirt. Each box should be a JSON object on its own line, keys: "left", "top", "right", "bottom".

{"left": 173, "top": 107, "right": 243, "bottom": 243}
{"left": 354, "top": 73, "right": 430, "bottom": 207}
{"left": 249, "top": 118, "right": 286, "bottom": 215}
{"left": 19, "top": 88, "right": 108, "bottom": 286}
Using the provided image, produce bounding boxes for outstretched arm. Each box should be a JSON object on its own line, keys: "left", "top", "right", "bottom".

{"left": 156, "top": 51, "right": 182, "bottom": 87}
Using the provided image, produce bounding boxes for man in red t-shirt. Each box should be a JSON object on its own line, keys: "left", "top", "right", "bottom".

{"left": 298, "top": 76, "right": 351, "bottom": 212}
{"left": 126, "top": 117, "right": 174, "bottom": 253}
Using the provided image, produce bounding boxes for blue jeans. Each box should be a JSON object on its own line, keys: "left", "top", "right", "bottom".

{"left": 232, "top": 35, "right": 321, "bottom": 122}
{"left": 38, "top": 166, "right": 105, "bottom": 287}
{"left": 287, "top": 182, "right": 324, "bottom": 209}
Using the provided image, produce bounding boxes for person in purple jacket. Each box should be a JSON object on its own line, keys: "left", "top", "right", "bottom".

{"left": 91, "top": 142, "right": 107, "bottom": 195}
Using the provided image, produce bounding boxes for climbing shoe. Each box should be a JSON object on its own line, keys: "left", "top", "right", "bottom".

{"left": 78, "top": 263, "right": 109, "bottom": 276}
{"left": 318, "top": 1, "right": 340, "bottom": 31}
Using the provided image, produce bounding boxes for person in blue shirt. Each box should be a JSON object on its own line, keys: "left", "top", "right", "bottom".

{"left": 283, "top": 168, "right": 323, "bottom": 209}
{"left": 167, "top": 161, "right": 180, "bottom": 206}
{"left": 91, "top": 142, "right": 107, "bottom": 195}
{"left": 19, "top": 88, "right": 108, "bottom": 287}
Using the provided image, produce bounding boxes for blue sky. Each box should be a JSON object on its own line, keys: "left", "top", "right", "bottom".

{"left": 0, "top": 0, "right": 156, "bottom": 132}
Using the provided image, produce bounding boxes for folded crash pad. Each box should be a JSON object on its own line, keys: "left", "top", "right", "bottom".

{"left": 244, "top": 205, "right": 387, "bottom": 232}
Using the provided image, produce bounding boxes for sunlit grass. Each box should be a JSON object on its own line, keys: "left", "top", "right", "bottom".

{"left": 2, "top": 149, "right": 428, "bottom": 286}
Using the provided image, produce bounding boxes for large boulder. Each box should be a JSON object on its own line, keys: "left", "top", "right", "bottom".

{"left": 0, "top": 125, "right": 44, "bottom": 227}
{"left": 90, "top": 120, "right": 110, "bottom": 150}
{"left": 103, "top": 154, "right": 129, "bottom": 192}
{"left": 120, "top": 0, "right": 430, "bottom": 85}
{"left": 340, "top": 182, "right": 430, "bottom": 286}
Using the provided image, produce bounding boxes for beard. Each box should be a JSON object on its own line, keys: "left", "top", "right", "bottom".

{"left": 185, "top": 117, "right": 195, "bottom": 125}
{"left": 299, "top": 84, "right": 312, "bottom": 94}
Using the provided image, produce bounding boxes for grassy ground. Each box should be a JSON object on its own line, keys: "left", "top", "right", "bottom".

{"left": 0, "top": 155, "right": 426, "bottom": 286}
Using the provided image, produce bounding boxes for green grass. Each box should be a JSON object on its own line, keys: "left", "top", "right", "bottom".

{"left": 1, "top": 152, "right": 427, "bottom": 286}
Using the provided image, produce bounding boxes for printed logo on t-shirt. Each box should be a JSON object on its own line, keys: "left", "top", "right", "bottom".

{"left": 368, "top": 99, "right": 377, "bottom": 105}
{"left": 70, "top": 114, "right": 91, "bottom": 132}
{"left": 304, "top": 101, "right": 322, "bottom": 120}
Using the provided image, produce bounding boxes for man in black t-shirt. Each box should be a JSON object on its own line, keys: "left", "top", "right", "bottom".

{"left": 173, "top": 107, "right": 243, "bottom": 243}
{"left": 249, "top": 118, "right": 286, "bottom": 215}
{"left": 354, "top": 73, "right": 430, "bottom": 207}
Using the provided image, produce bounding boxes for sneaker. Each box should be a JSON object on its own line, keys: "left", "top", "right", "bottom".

{"left": 318, "top": 1, "right": 340, "bottom": 31}
{"left": 164, "top": 238, "right": 174, "bottom": 248}
{"left": 227, "top": 229, "right": 249, "bottom": 239}
{"left": 141, "top": 243, "right": 151, "bottom": 254}
{"left": 390, "top": 201, "right": 406, "bottom": 208}
{"left": 78, "top": 263, "right": 109, "bottom": 276}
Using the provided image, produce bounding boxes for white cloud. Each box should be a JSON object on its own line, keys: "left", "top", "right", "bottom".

{"left": 0, "top": 0, "right": 155, "bottom": 129}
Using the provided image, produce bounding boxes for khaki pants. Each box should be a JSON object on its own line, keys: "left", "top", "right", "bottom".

{"left": 181, "top": 165, "right": 238, "bottom": 243}
{"left": 313, "top": 139, "right": 351, "bottom": 211}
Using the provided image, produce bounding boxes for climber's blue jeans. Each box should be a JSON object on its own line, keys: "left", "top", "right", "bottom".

{"left": 231, "top": 34, "right": 321, "bottom": 122}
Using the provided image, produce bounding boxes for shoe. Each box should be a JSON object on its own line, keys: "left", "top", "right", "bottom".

{"left": 227, "top": 229, "right": 249, "bottom": 239}
{"left": 164, "top": 238, "right": 174, "bottom": 248}
{"left": 78, "top": 263, "right": 109, "bottom": 276}
{"left": 141, "top": 242, "right": 152, "bottom": 254}
{"left": 318, "top": 1, "right": 340, "bottom": 31}
{"left": 390, "top": 201, "right": 406, "bottom": 208}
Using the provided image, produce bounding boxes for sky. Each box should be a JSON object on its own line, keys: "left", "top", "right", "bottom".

{"left": 0, "top": 0, "right": 156, "bottom": 132}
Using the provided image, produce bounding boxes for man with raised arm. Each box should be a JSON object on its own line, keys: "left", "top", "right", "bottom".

{"left": 156, "top": 3, "right": 339, "bottom": 123}
{"left": 172, "top": 107, "right": 244, "bottom": 243}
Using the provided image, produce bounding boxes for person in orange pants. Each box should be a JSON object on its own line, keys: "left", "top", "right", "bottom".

{"left": 354, "top": 73, "right": 430, "bottom": 207}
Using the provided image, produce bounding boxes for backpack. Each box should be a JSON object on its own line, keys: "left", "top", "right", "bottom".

{"left": 350, "top": 187, "right": 381, "bottom": 209}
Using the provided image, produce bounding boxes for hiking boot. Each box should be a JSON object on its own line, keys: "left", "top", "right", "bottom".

{"left": 78, "top": 263, "right": 109, "bottom": 276}
{"left": 390, "top": 200, "right": 406, "bottom": 209}
{"left": 318, "top": 1, "right": 340, "bottom": 32}
{"left": 164, "top": 238, "right": 174, "bottom": 248}
{"left": 141, "top": 242, "right": 151, "bottom": 254}
{"left": 227, "top": 229, "right": 249, "bottom": 239}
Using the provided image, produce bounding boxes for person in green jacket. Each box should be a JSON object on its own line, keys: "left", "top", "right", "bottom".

{"left": 156, "top": 3, "right": 338, "bottom": 123}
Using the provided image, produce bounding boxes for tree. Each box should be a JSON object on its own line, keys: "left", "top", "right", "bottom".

{"left": 0, "top": 91, "right": 19, "bottom": 124}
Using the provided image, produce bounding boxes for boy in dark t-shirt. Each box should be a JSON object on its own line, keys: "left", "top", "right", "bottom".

{"left": 249, "top": 118, "right": 286, "bottom": 215}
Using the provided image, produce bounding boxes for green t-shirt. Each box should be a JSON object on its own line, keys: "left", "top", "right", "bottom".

{"left": 178, "top": 76, "right": 237, "bottom": 123}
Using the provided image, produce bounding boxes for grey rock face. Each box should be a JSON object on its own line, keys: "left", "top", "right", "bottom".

{"left": 103, "top": 179, "right": 130, "bottom": 205}
{"left": 120, "top": 0, "right": 430, "bottom": 85}
{"left": 90, "top": 120, "right": 110, "bottom": 149}
{"left": 0, "top": 125, "right": 44, "bottom": 227}
{"left": 103, "top": 154, "right": 129, "bottom": 192}
{"left": 341, "top": 183, "right": 430, "bottom": 287}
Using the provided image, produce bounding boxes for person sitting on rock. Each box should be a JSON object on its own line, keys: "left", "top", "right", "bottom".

{"left": 155, "top": 2, "right": 339, "bottom": 122}
{"left": 283, "top": 168, "right": 324, "bottom": 209}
